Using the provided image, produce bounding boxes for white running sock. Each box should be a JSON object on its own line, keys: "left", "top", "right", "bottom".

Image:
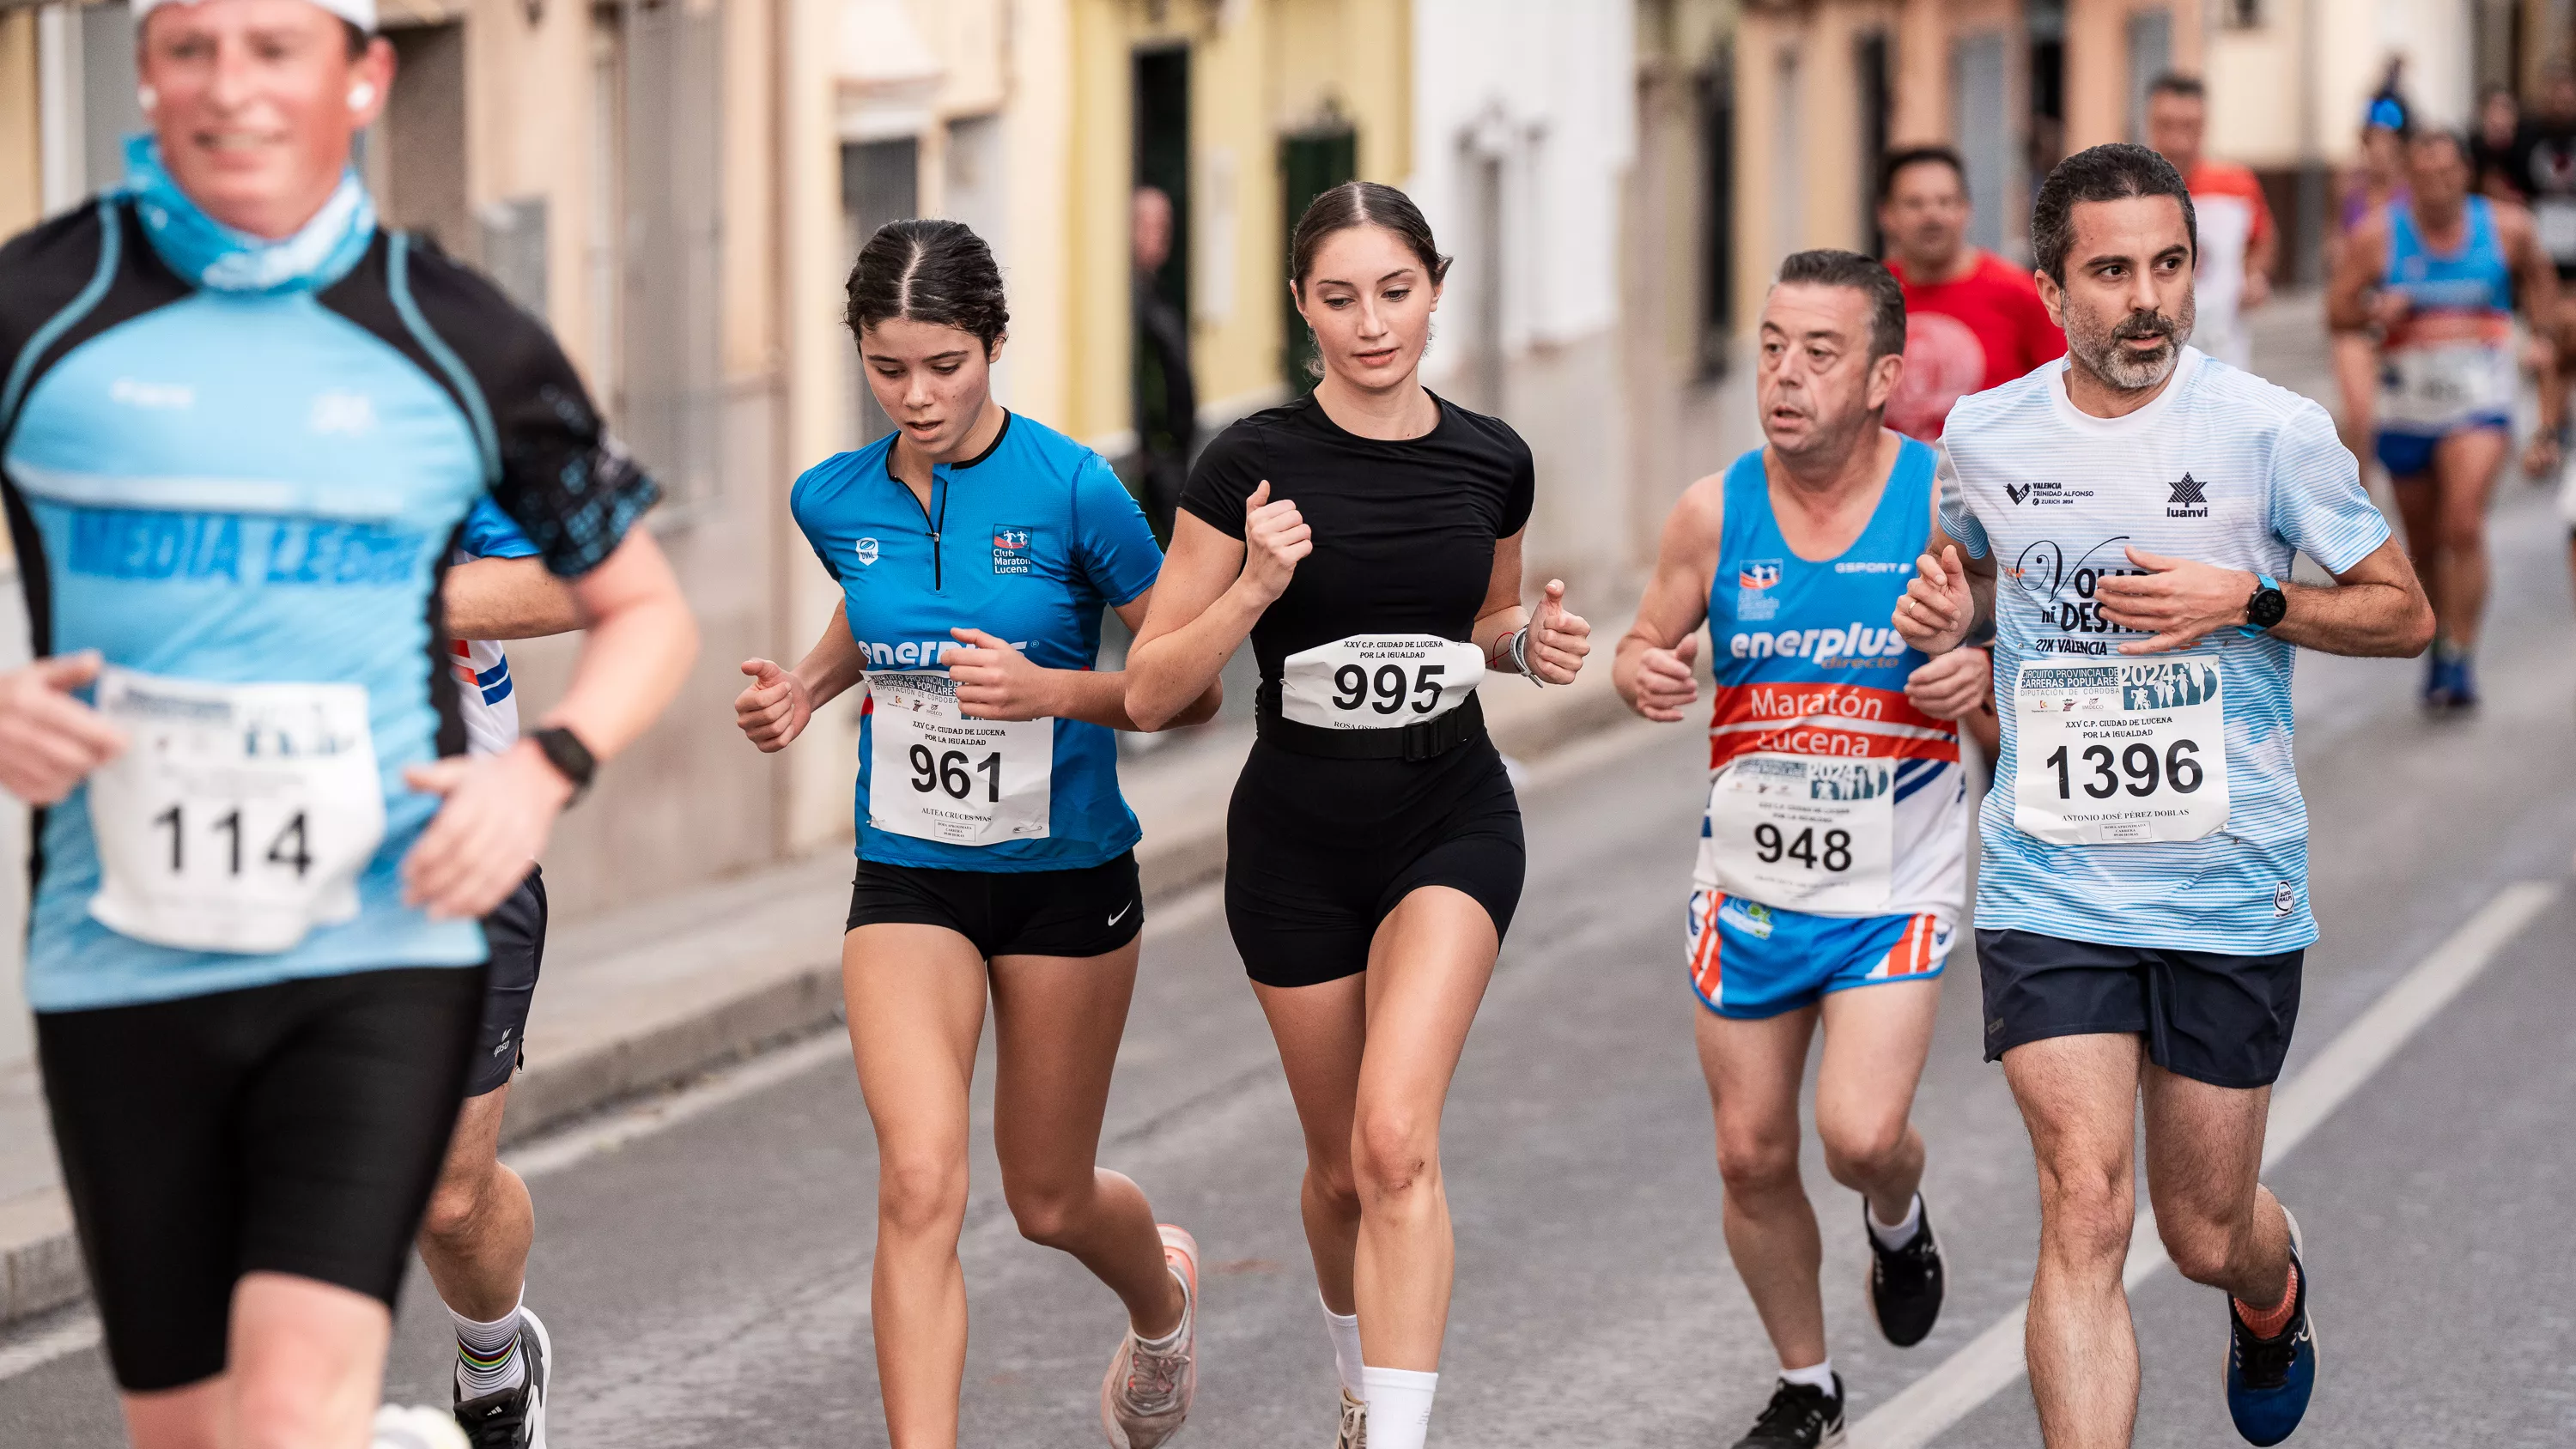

{"left": 448, "top": 1296, "right": 526, "bottom": 1398}
{"left": 1777, "top": 1359, "right": 1837, "bottom": 1395}
{"left": 1321, "top": 1295, "right": 1365, "bottom": 1399}
{"left": 1359, "top": 1367, "right": 1437, "bottom": 1449}
{"left": 1868, "top": 1192, "right": 1924, "bottom": 1249}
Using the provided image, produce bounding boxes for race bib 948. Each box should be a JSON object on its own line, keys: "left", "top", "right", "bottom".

{"left": 2012, "top": 657, "right": 2229, "bottom": 845}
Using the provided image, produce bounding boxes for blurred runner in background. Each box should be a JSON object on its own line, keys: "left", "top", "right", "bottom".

{"left": 1877, "top": 147, "right": 2063, "bottom": 442}
{"left": 2148, "top": 74, "right": 2277, "bottom": 373}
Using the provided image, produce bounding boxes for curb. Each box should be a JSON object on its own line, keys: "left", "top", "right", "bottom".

{"left": 0, "top": 667, "right": 1639, "bottom": 1329}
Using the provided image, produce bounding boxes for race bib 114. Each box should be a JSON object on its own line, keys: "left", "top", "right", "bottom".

{"left": 2012, "top": 657, "right": 2229, "bottom": 845}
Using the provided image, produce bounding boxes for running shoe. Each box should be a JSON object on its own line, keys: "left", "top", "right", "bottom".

{"left": 2447, "top": 656, "right": 2481, "bottom": 709}
{"left": 373, "top": 1405, "right": 471, "bottom": 1449}
{"left": 2422, "top": 652, "right": 2479, "bottom": 711}
{"left": 1333, "top": 1388, "right": 1367, "bottom": 1449}
{"left": 1865, "top": 1195, "right": 1945, "bottom": 1348}
{"left": 2421, "top": 652, "right": 2458, "bottom": 708}
{"left": 2223, "top": 1209, "right": 2317, "bottom": 1447}
{"left": 1728, "top": 1375, "right": 1845, "bottom": 1448}
{"left": 453, "top": 1307, "right": 551, "bottom": 1449}
{"left": 1101, "top": 1224, "right": 1200, "bottom": 1449}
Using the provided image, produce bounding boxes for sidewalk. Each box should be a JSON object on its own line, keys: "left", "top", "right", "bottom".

{"left": 0, "top": 639, "right": 1637, "bottom": 1325}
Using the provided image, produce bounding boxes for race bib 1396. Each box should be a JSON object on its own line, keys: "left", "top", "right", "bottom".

{"left": 2012, "top": 657, "right": 2228, "bottom": 845}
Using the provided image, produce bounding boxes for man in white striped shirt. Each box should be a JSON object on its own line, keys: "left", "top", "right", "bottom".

{"left": 1897, "top": 144, "right": 2433, "bottom": 1449}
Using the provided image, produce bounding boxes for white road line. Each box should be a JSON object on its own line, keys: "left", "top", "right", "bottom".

{"left": 1853, "top": 880, "right": 2561, "bottom": 1449}
{"left": 0, "top": 1312, "right": 100, "bottom": 1381}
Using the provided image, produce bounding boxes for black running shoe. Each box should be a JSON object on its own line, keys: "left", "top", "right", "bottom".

{"left": 453, "top": 1307, "right": 551, "bottom": 1449}
{"left": 1866, "top": 1196, "right": 1945, "bottom": 1348}
{"left": 1728, "top": 1375, "right": 1845, "bottom": 1448}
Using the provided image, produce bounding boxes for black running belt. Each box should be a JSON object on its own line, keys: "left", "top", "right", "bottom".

{"left": 1255, "top": 686, "right": 1487, "bottom": 761}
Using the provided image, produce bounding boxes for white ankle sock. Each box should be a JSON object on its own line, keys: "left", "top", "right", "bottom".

{"left": 447, "top": 1296, "right": 526, "bottom": 1398}
{"left": 1359, "top": 1367, "right": 1437, "bottom": 1449}
{"left": 1777, "top": 1359, "right": 1836, "bottom": 1395}
{"left": 1321, "top": 1296, "right": 1364, "bottom": 1399}
{"left": 1868, "top": 1192, "right": 1924, "bottom": 1249}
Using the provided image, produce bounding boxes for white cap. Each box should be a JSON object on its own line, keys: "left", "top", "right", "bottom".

{"left": 131, "top": 0, "right": 378, "bottom": 33}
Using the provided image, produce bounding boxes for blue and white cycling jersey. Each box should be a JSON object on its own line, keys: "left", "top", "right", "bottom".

{"left": 1, "top": 186, "right": 654, "bottom": 1012}
{"left": 1939, "top": 348, "right": 2390, "bottom": 954}
{"left": 791, "top": 411, "right": 1163, "bottom": 872}
{"left": 450, "top": 497, "right": 541, "bottom": 758}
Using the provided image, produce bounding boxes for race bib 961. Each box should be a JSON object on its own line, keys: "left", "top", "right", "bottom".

{"left": 866, "top": 671, "right": 1052, "bottom": 846}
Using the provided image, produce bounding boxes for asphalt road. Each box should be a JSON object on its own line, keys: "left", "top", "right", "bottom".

{"left": 3, "top": 484, "right": 2572, "bottom": 1448}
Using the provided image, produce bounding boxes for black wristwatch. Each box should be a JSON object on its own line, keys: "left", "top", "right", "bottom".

{"left": 530, "top": 725, "right": 597, "bottom": 803}
{"left": 2239, "top": 573, "right": 2287, "bottom": 636}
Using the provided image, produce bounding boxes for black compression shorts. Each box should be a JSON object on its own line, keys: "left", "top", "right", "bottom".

{"left": 36, "top": 966, "right": 485, "bottom": 1391}
{"left": 466, "top": 868, "right": 549, "bottom": 1097}
{"left": 847, "top": 852, "right": 1144, "bottom": 960}
{"left": 1976, "top": 929, "right": 2304, "bottom": 1088}
{"left": 1224, "top": 735, "right": 1525, "bottom": 988}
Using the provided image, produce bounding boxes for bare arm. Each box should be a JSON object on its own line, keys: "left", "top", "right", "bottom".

{"left": 2502, "top": 206, "right": 2567, "bottom": 438}
{"left": 1472, "top": 530, "right": 1589, "bottom": 685}
{"left": 443, "top": 555, "right": 585, "bottom": 640}
{"left": 2324, "top": 219, "right": 2391, "bottom": 333}
{"left": 2090, "top": 536, "right": 2433, "bottom": 658}
{"left": 1614, "top": 478, "right": 1722, "bottom": 721}
{"left": 2245, "top": 217, "right": 2280, "bottom": 309}
{"left": 403, "top": 530, "right": 701, "bottom": 916}
{"left": 1125, "top": 492, "right": 1303, "bottom": 732}
{"left": 945, "top": 587, "right": 1223, "bottom": 731}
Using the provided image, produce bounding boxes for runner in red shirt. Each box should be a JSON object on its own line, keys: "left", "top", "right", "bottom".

{"left": 1876, "top": 146, "right": 2065, "bottom": 441}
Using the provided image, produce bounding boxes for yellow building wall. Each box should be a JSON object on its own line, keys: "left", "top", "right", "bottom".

{"left": 2063, "top": 0, "right": 2202, "bottom": 152}
{"left": 0, "top": 9, "right": 39, "bottom": 241}
{"left": 1060, "top": 0, "right": 1413, "bottom": 445}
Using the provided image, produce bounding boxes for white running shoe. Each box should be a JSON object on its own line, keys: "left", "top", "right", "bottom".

{"left": 373, "top": 1404, "right": 471, "bottom": 1449}
{"left": 1334, "top": 1388, "right": 1368, "bottom": 1449}
{"left": 1100, "top": 1224, "right": 1200, "bottom": 1449}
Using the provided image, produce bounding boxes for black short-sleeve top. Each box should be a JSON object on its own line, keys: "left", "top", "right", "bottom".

{"left": 1178, "top": 391, "right": 1535, "bottom": 685}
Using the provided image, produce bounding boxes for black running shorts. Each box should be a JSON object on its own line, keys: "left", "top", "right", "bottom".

{"left": 1977, "top": 929, "right": 2304, "bottom": 1088}
{"left": 466, "top": 868, "right": 549, "bottom": 1097}
{"left": 36, "top": 966, "right": 486, "bottom": 1391}
{"left": 1224, "top": 736, "right": 1526, "bottom": 989}
{"left": 846, "top": 852, "right": 1144, "bottom": 960}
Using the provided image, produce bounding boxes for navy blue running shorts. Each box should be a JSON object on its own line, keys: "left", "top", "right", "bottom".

{"left": 1977, "top": 929, "right": 2303, "bottom": 1088}
{"left": 465, "top": 867, "right": 548, "bottom": 1097}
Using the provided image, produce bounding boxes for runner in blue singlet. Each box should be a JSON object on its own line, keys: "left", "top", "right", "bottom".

{"left": 732, "top": 219, "right": 1218, "bottom": 1449}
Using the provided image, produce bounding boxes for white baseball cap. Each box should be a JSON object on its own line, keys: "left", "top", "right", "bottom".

{"left": 131, "top": 0, "right": 378, "bottom": 33}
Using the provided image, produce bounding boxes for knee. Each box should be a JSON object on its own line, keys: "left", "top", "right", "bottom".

{"left": 2035, "top": 1164, "right": 2133, "bottom": 1266}
{"left": 2156, "top": 1214, "right": 2247, "bottom": 1288}
{"left": 877, "top": 1154, "right": 968, "bottom": 1239}
{"left": 1307, "top": 1155, "right": 1363, "bottom": 1220}
{"left": 1820, "top": 1115, "right": 1910, "bottom": 1188}
{"left": 1004, "top": 1179, "right": 1091, "bottom": 1251}
{"left": 1352, "top": 1107, "right": 1437, "bottom": 1204}
{"left": 1714, "top": 1131, "right": 1801, "bottom": 1200}
{"left": 2439, "top": 510, "right": 2488, "bottom": 554}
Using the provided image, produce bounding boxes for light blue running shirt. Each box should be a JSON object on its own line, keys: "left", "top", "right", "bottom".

{"left": 1939, "top": 348, "right": 2390, "bottom": 954}
{"left": 792, "top": 411, "right": 1163, "bottom": 871}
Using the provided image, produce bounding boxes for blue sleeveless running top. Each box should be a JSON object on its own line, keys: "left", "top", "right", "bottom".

{"left": 2385, "top": 196, "right": 2512, "bottom": 319}
{"left": 1704, "top": 437, "right": 1965, "bottom": 919}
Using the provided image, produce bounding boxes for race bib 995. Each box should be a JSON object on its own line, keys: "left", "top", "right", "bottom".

{"left": 1278, "top": 634, "right": 1485, "bottom": 730}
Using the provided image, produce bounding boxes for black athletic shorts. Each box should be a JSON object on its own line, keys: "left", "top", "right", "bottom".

{"left": 847, "top": 852, "right": 1143, "bottom": 959}
{"left": 466, "top": 867, "right": 549, "bottom": 1097}
{"left": 1224, "top": 734, "right": 1525, "bottom": 989}
{"left": 36, "top": 966, "right": 485, "bottom": 1391}
{"left": 1977, "top": 929, "right": 2304, "bottom": 1089}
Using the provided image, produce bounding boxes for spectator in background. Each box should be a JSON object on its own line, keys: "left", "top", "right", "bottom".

{"left": 1874, "top": 146, "right": 2064, "bottom": 441}
{"left": 2148, "top": 73, "right": 2277, "bottom": 373}
{"left": 1131, "top": 185, "right": 1196, "bottom": 543}
{"left": 2473, "top": 83, "right": 2524, "bottom": 201}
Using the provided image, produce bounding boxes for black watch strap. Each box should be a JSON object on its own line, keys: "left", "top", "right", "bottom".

{"left": 532, "top": 725, "right": 597, "bottom": 802}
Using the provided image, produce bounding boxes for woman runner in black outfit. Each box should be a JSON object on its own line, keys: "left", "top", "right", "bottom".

{"left": 1126, "top": 183, "right": 1590, "bottom": 1449}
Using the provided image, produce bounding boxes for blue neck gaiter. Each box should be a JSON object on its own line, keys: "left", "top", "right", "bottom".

{"left": 122, "top": 132, "right": 377, "bottom": 294}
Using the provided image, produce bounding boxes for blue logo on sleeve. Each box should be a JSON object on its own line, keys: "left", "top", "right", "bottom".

{"left": 993, "top": 525, "right": 1033, "bottom": 575}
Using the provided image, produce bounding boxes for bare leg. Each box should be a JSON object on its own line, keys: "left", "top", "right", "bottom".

{"left": 1814, "top": 977, "right": 1942, "bottom": 1224}
{"left": 1697, "top": 1004, "right": 1826, "bottom": 1370}
{"left": 841, "top": 924, "right": 988, "bottom": 1449}
{"left": 2330, "top": 333, "right": 2379, "bottom": 464}
{"left": 2391, "top": 474, "right": 2443, "bottom": 640}
{"left": 2140, "top": 1066, "right": 2293, "bottom": 1307}
{"left": 2428, "top": 427, "right": 2508, "bottom": 652}
{"left": 415, "top": 1086, "right": 533, "bottom": 1323}
{"left": 1252, "top": 974, "right": 1369, "bottom": 1317}
{"left": 987, "top": 939, "right": 1184, "bottom": 1337}
{"left": 2003, "top": 1034, "right": 2145, "bottom": 1449}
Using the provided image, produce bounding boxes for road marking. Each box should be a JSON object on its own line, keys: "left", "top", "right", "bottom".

{"left": 1852, "top": 879, "right": 2561, "bottom": 1449}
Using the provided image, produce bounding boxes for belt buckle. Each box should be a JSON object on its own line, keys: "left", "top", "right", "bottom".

{"left": 1402, "top": 718, "right": 1437, "bottom": 763}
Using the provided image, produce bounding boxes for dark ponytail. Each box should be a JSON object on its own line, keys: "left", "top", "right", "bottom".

{"left": 845, "top": 218, "right": 1010, "bottom": 351}
{"left": 1288, "top": 181, "right": 1452, "bottom": 295}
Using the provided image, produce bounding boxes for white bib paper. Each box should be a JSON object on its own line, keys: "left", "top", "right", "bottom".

{"left": 1278, "top": 634, "right": 1485, "bottom": 730}
{"left": 1698, "top": 754, "right": 1895, "bottom": 913}
{"left": 866, "top": 671, "right": 1051, "bottom": 846}
{"left": 2379, "top": 343, "right": 2515, "bottom": 432}
{"left": 2012, "top": 657, "right": 2229, "bottom": 845}
{"left": 85, "top": 669, "right": 385, "bottom": 955}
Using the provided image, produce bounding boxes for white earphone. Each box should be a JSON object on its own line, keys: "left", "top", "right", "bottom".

{"left": 347, "top": 81, "right": 376, "bottom": 112}
{"left": 137, "top": 83, "right": 159, "bottom": 113}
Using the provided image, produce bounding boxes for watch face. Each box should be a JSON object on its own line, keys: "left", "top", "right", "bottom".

{"left": 2251, "top": 590, "right": 2288, "bottom": 628}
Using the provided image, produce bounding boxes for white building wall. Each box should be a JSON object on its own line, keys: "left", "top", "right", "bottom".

{"left": 1408, "top": 0, "right": 1639, "bottom": 598}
